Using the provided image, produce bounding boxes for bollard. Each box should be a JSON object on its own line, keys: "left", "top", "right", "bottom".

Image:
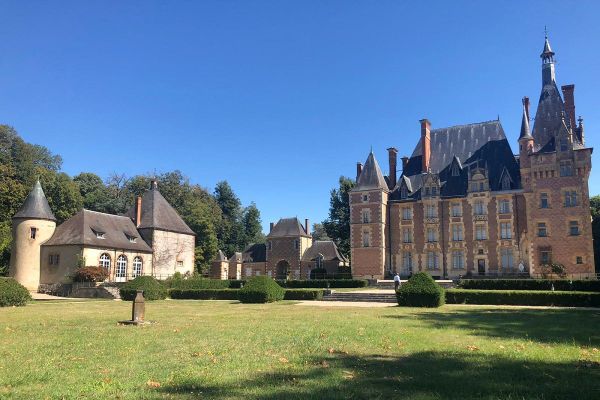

{"left": 132, "top": 290, "right": 145, "bottom": 322}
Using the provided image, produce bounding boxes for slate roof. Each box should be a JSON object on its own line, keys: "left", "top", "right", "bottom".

{"left": 531, "top": 80, "right": 569, "bottom": 151}
{"left": 215, "top": 250, "right": 227, "bottom": 262}
{"left": 229, "top": 252, "right": 243, "bottom": 263}
{"left": 124, "top": 185, "right": 194, "bottom": 236}
{"left": 242, "top": 243, "right": 266, "bottom": 263}
{"left": 395, "top": 120, "right": 521, "bottom": 200}
{"left": 354, "top": 152, "right": 388, "bottom": 191}
{"left": 301, "top": 240, "right": 348, "bottom": 262}
{"left": 518, "top": 105, "right": 533, "bottom": 141}
{"left": 267, "top": 218, "right": 310, "bottom": 238}
{"left": 13, "top": 181, "right": 56, "bottom": 221}
{"left": 43, "top": 209, "right": 153, "bottom": 252}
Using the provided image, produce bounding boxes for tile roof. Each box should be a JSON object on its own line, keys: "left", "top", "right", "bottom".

{"left": 43, "top": 209, "right": 152, "bottom": 252}
{"left": 124, "top": 186, "right": 194, "bottom": 236}
{"left": 301, "top": 240, "right": 348, "bottom": 262}
{"left": 267, "top": 218, "right": 310, "bottom": 238}
{"left": 13, "top": 181, "right": 56, "bottom": 221}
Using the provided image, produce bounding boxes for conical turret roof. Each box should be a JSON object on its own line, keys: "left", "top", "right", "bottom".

{"left": 518, "top": 104, "right": 533, "bottom": 141}
{"left": 13, "top": 180, "right": 56, "bottom": 221}
{"left": 354, "top": 151, "right": 387, "bottom": 191}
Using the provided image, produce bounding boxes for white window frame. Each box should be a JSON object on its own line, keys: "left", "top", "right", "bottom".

{"left": 132, "top": 256, "right": 143, "bottom": 277}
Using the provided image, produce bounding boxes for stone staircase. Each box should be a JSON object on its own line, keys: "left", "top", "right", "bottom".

{"left": 323, "top": 291, "right": 397, "bottom": 303}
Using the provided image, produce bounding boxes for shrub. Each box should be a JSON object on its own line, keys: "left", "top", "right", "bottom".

{"left": 446, "top": 289, "right": 600, "bottom": 307}
{"left": 72, "top": 266, "right": 108, "bottom": 282}
{"left": 119, "top": 276, "right": 167, "bottom": 301}
{"left": 238, "top": 276, "right": 285, "bottom": 303}
{"left": 276, "top": 279, "right": 368, "bottom": 289}
{"left": 283, "top": 289, "right": 324, "bottom": 301}
{"left": 396, "top": 272, "right": 445, "bottom": 308}
{"left": 169, "top": 289, "right": 240, "bottom": 300}
{"left": 168, "top": 276, "right": 230, "bottom": 290}
{"left": 0, "top": 278, "right": 32, "bottom": 307}
{"left": 458, "top": 279, "right": 600, "bottom": 292}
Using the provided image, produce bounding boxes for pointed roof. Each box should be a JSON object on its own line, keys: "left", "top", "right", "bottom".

{"left": 216, "top": 250, "right": 227, "bottom": 262}
{"left": 541, "top": 35, "right": 555, "bottom": 60}
{"left": 518, "top": 104, "right": 533, "bottom": 141}
{"left": 124, "top": 184, "right": 194, "bottom": 235}
{"left": 354, "top": 151, "right": 387, "bottom": 191}
{"left": 13, "top": 180, "right": 56, "bottom": 221}
{"left": 43, "top": 209, "right": 152, "bottom": 252}
{"left": 267, "top": 217, "right": 310, "bottom": 238}
{"left": 301, "top": 240, "right": 348, "bottom": 263}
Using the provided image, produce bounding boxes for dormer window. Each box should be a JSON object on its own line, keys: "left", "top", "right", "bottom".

{"left": 126, "top": 234, "right": 137, "bottom": 243}
{"left": 451, "top": 162, "right": 460, "bottom": 177}
{"left": 501, "top": 174, "right": 511, "bottom": 190}
{"left": 400, "top": 186, "right": 408, "bottom": 200}
{"left": 92, "top": 229, "right": 106, "bottom": 239}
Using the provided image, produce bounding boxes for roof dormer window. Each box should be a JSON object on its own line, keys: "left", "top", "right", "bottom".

{"left": 400, "top": 186, "right": 408, "bottom": 200}
{"left": 95, "top": 231, "right": 105, "bottom": 239}
{"left": 126, "top": 234, "right": 137, "bottom": 243}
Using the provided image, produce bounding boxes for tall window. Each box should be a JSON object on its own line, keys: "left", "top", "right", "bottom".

{"left": 452, "top": 251, "right": 464, "bottom": 270}
{"left": 500, "top": 222, "right": 512, "bottom": 239}
{"left": 540, "top": 249, "right": 552, "bottom": 265}
{"left": 452, "top": 225, "right": 463, "bottom": 241}
{"left": 560, "top": 161, "right": 573, "bottom": 177}
{"left": 474, "top": 200, "right": 486, "bottom": 215}
{"left": 99, "top": 253, "right": 111, "bottom": 271}
{"left": 402, "top": 207, "right": 412, "bottom": 220}
{"left": 451, "top": 203, "right": 462, "bottom": 217}
{"left": 400, "top": 186, "right": 408, "bottom": 199}
{"left": 501, "top": 174, "right": 511, "bottom": 190}
{"left": 362, "top": 209, "right": 370, "bottom": 223}
{"left": 426, "top": 205, "right": 437, "bottom": 218}
{"left": 30, "top": 227, "right": 37, "bottom": 239}
{"left": 116, "top": 255, "right": 127, "bottom": 279}
{"left": 501, "top": 248, "right": 514, "bottom": 271}
{"left": 427, "top": 227, "right": 437, "bottom": 242}
{"left": 402, "top": 252, "right": 412, "bottom": 272}
{"left": 537, "top": 222, "right": 547, "bottom": 237}
{"left": 362, "top": 231, "right": 370, "bottom": 247}
{"left": 132, "top": 257, "right": 143, "bottom": 277}
{"left": 402, "top": 228, "right": 412, "bottom": 243}
{"left": 294, "top": 240, "right": 299, "bottom": 250}
{"left": 427, "top": 252, "right": 438, "bottom": 270}
{"left": 564, "top": 191, "right": 578, "bottom": 207}
{"left": 499, "top": 199, "right": 510, "bottom": 214}
{"left": 569, "top": 221, "right": 580, "bottom": 236}
{"left": 475, "top": 224, "right": 487, "bottom": 240}
{"left": 540, "top": 193, "right": 549, "bottom": 208}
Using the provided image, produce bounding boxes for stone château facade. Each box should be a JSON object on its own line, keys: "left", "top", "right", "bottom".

{"left": 350, "top": 35, "right": 594, "bottom": 280}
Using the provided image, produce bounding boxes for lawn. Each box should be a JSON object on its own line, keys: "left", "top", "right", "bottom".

{"left": 1, "top": 300, "right": 600, "bottom": 399}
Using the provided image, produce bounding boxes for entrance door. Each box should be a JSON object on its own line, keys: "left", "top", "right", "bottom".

{"left": 477, "top": 259, "right": 486, "bottom": 276}
{"left": 276, "top": 260, "right": 290, "bottom": 280}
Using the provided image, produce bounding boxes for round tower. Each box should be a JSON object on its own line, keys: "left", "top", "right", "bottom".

{"left": 9, "top": 180, "right": 56, "bottom": 291}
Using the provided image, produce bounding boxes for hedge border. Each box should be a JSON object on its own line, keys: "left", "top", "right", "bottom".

{"left": 458, "top": 279, "right": 600, "bottom": 292}
{"left": 446, "top": 289, "right": 600, "bottom": 307}
{"left": 283, "top": 289, "right": 324, "bottom": 301}
{"left": 169, "top": 289, "right": 240, "bottom": 300}
{"left": 276, "top": 279, "right": 368, "bottom": 289}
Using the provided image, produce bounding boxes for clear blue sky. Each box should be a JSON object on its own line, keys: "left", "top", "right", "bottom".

{"left": 1, "top": 1, "right": 598, "bottom": 233}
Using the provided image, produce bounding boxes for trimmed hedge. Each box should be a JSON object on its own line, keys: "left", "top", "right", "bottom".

{"left": 120, "top": 276, "right": 167, "bottom": 301}
{"left": 458, "top": 279, "right": 600, "bottom": 292}
{"left": 72, "top": 266, "right": 108, "bottom": 282}
{"left": 165, "top": 277, "right": 245, "bottom": 290}
{"left": 446, "top": 289, "right": 600, "bottom": 307}
{"left": 276, "top": 279, "right": 368, "bottom": 289}
{"left": 239, "top": 276, "right": 285, "bottom": 303}
{"left": 169, "top": 289, "right": 240, "bottom": 300}
{"left": 283, "top": 289, "right": 324, "bottom": 301}
{"left": 396, "top": 272, "right": 445, "bottom": 308}
{"left": 0, "top": 278, "right": 32, "bottom": 307}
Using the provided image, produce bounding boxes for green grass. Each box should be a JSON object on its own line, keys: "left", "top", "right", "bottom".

{"left": 1, "top": 300, "right": 600, "bottom": 399}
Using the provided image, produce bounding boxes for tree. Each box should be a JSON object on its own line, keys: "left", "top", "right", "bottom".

{"left": 73, "top": 172, "right": 112, "bottom": 213}
{"left": 39, "top": 170, "right": 83, "bottom": 224}
{"left": 311, "top": 223, "right": 330, "bottom": 241}
{"left": 323, "top": 176, "right": 355, "bottom": 259}
{"left": 214, "top": 181, "right": 244, "bottom": 256}
{"left": 242, "top": 202, "right": 265, "bottom": 245}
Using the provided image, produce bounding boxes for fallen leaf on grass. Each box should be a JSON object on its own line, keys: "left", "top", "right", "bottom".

{"left": 342, "top": 371, "right": 355, "bottom": 380}
{"left": 173, "top": 329, "right": 180, "bottom": 333}
{"left": 146, "top": 380, "right": 161, "bottom": 388}
{"left": 328, "top": 348, "right": 334, "bottom": 354}
{"left": 466, "top": 345, "right": 479, "bottom": 351}
{"left": 279, "top": 357, "right": 289, "bottom": 363}
{"left": 320, "top": 360, "right": 329, "bottom": 368}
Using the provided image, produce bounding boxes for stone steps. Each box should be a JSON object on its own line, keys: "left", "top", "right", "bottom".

{"left": 323, "top": 292, "right": 397, "bottom": 303}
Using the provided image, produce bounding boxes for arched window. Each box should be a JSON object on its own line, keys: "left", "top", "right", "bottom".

{"left": 501, "top": 173, "right": 511, "bottom": 190}
{"left": 116, "top": 255, "right": 127, "bottom": 279}
{"left": 99, "top": 253, "right": 111, "bottom": 272}
{"left": 132, "top": 257, "right": 143, "bottom": 278}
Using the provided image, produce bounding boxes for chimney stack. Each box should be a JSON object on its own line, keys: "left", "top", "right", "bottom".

{"left": 420, "top": 119, "right": 431, "bottom": 173}
{"left": 305, "top": 218, "right": 310, "bottom": 235}
{"left": 561, "top": 84, "right": 576, "bottom": 129}
{"left": 135, "top": 196, "right": 142, "bottom": 227}
{"left": 269, "top": 222, "right": 274, "bottom": 232}
{"left": 523, "top": 96, "right": 530, "bottom": 121}
{"left": 401, "top": 156, "right": 409, "bottom": 171}
{"left": 356, "top": 162, "right": 363, "bottom": 182}
{"left": 387, "top": 147, "right": 398, "bottom": 188}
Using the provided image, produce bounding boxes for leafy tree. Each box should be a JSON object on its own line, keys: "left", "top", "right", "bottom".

{"left": 214, "top": 181, "right": 244, "bottom": 256}
{"left": 323, "top": 176, "right": 355, "bottom": 259}
{"left": 242, "top": 202, "right": 265, "bottom": 245}
{"left": 311, "top": 223, "right": 330, "bottom": 241}
{"left": 39, "top": 170, "right": 83, "bottom": 224}
{"left": 73, "top": 172, "right": 112, "bottom": 213}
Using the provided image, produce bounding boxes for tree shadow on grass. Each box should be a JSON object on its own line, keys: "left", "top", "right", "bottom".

{"left": 157, "top": 351, "right": 600, "bottom": 399}
{"left": 385, "top": 308, "right": 600, "bottom": 346}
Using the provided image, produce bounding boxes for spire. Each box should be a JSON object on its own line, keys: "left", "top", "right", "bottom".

{"left": 518, "top": 100, "right": 533, "bottom": 141}
{"left": 13, "top": 180, "right": 56, "bottom": 221}
{"left": 354, "top": 151, "right": 387, "bottom": 191}
{"left": 540, "top": 30, "right": 555, "bottom": 62}
{"left": 540, "top": 31, "right": 556, "bottom": 85}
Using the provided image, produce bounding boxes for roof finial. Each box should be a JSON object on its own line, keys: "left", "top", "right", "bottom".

{"left": 370, "top": 145, "right": 373, "bottom": 154}
{"left": 544, "top": 25, "right": 548, "bottom": 38}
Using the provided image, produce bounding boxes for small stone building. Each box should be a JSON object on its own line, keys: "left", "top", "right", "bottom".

{"left": 9, "top": 180, "right": 195, "bottom": 291}
{"left": 210, "top": 217, "right": 348, "bottom": 280}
